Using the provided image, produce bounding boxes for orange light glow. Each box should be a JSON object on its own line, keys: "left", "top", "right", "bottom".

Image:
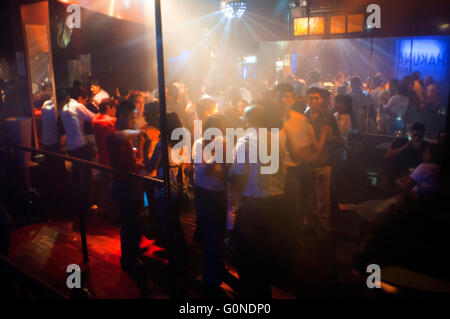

{"left": 330, "top": 15, "right": 346, "bottom": 34}
{"left": 347, "top": 14, "right": 364, "bottom": 33}
{"left": 380, "top": 281, "right": 400, "bottom": 294}
{"left": 293, "top": 18, "right": 308, "bottom": 36}
{"left": 309, "top": 17, "right": 325, "bottom": 35}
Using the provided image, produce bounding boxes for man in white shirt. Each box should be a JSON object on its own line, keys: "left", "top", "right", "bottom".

{"left": 40, "top": 90, "right": 70, "bottom": 213}
{"left": 282, "top": 92, "right": 330, "bottom": 241}
{"left": 90, "top": 79, "right": 110, "bottom": 107}
{"left": 229, "top": 105, "right": 285, "bottom": 298}
{"left": 60, "top": 88, "right": 96, "bottom": 209}
{"left": 61, "top": 88, "right": 96, "bottom": 154}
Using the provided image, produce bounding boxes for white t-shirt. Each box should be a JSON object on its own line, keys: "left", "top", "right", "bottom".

{"left": 60, "top": 99, "right": 96, "bottom": 151}
{"left": 192, "top": 136, "right": 227, "bottom": 191}
{"left": 93, "top": 90, "right": 110, "bottom": 106}
{"left": 410, "top": 163, "right": 440, "bottom": 195}
{"left": 384, "top": 95, "right": 409, "bottom": 117}
{"left": 283, "top": 110, "right": 313, "bottom": 167}
{"left": 41, "top": 99, "right": 58, "bottom": 146}
{"left": 230, "top": 128, "right": 285, "bottom": 198}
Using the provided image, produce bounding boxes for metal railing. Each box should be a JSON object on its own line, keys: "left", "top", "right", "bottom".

{"left": 0, "top": 254, "right": 69, "bottom": 299}
{"left": 1, "top": 140, "right": 187, "bottom": 298}
{"left": 9, "top": 143, "right": 164, "bottom": 262}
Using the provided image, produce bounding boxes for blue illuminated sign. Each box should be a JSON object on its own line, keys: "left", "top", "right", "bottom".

{"left": 396, "top": 36, "right": 449, "bottom": 82}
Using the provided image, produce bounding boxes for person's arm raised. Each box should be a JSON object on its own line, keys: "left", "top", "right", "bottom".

{"left": 384, "top": 140, "right": 410, "bottom": 160}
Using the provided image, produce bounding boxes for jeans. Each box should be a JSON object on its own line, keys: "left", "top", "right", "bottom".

{"left": 194, "top": 186, "right": 227, "bottom": 286}
{"left": 284, "top": 166, "right": 314, "bottom": 237}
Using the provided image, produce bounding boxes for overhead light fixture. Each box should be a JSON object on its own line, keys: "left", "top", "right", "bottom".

{"left": 288, "top": 0, "right": 308, "bottom": 9}
{"left": 220, "top": 1, "right": 247, "bottom": 19}
{"left": 288, "top": 1, "right": 299, "bottom": 9}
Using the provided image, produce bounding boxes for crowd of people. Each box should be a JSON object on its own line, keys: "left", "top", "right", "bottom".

{"left": 30, "top": 69, "right": 447, "bottom": 298}
{"left": 282, "top": 70, "right": 445, "bottom": 138}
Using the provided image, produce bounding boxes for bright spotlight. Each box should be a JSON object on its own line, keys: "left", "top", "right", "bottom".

{"left": 220, "top": 1, "right": 247, "bottom": 19}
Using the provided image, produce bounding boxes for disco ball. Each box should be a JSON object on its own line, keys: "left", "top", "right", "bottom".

{"left": 220, "top": 1, "right": 247, "bottom": 19}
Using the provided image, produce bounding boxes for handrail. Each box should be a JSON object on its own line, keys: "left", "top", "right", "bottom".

{"left": 0, "top": 254, "right": 69, "bottom": 299}
{"left": 2, "top": 142, "right": 165, "bottom": 266}
{"left": 8, "top": 144, "right": 164, "bottom": 186}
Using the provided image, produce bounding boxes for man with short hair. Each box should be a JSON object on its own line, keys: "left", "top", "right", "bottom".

{"left": 61, "top": 87, "right": 97, "bottom": 210}
{"left": 61, "top": 87, "right": 96, "bottom": 158}
{"left": 281, "top": 88, "right": 330, "bottom": 265}
{"left": 305, "top": 87, "right": 341, "bottom": 233}
{"left": 90, "top": 79, "right": 110, "bottom": 107}
{"left": 383, "top": 122, "right": 429, "bottom": 186}
{"left": 70, "top": 87, "right": 98, "bottom": 159}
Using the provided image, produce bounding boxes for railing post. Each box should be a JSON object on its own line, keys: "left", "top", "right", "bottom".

{"left": 74, "top": 162, "right": 89, "bottom": 264}
{"left": 154, "top": 0, "right": 176, "bottom": 297}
